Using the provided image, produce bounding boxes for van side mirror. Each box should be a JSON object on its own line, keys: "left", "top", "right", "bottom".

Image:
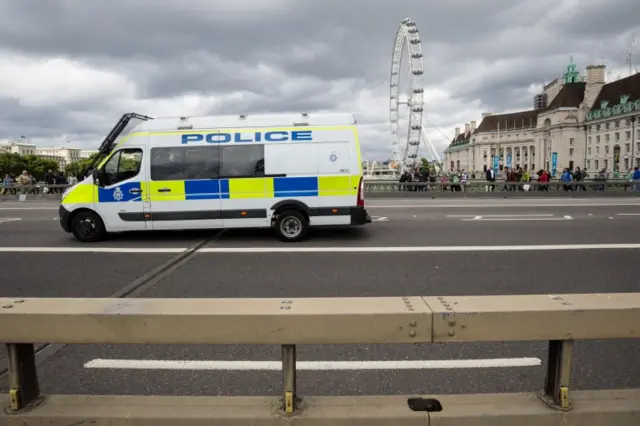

{"left": 92, "top": 169, "right": 101, "bottom": 186}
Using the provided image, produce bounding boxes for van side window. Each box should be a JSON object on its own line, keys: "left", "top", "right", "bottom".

{"left": 150, "top": 146, "right": 220, "bottom": 181}
{"left": 219, "top": 145, "right": 265, "bottom": 178}
{"left": 102, "top": 148, "right": 143, "bottom": 186}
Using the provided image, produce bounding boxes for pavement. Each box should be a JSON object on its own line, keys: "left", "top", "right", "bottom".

{"left": 0, "top": 197, "right": 639, "bottom": 397}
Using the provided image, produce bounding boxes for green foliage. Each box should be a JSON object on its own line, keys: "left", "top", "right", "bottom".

{"left": 64, "top": 153, "right": 100, "bottom": 178}
{"left": 0, "top": 153, "right": 59, "bottom": 181}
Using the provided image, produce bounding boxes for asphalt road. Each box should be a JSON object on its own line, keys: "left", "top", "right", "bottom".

{"left": 1, "top": 197, "right": 639, "bottom": 398}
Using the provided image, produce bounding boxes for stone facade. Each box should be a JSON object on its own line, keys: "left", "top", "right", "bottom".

{"left": 444, "top": 61, "right": 640, "bottom": 176}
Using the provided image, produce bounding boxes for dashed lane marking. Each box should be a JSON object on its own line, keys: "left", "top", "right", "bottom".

{"left": 0, "top": 218, "right": 21, "bottom": 224}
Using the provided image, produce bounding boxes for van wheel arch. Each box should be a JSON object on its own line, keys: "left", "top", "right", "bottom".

{"left": 270, "top": 200, "right": 310, "bottom": 223}
{"left": 68, "top": 208, "right": 107, "bottom": 243}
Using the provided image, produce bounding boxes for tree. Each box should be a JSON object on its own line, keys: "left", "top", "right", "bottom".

{"left": 0, "top": 153, "right": 59, "bottom": 181}
{"left": 65, "top": 153, "right": 100, "bottom": 178}
{"left": 419, "top": 157, "right": 430, "bottom": 173}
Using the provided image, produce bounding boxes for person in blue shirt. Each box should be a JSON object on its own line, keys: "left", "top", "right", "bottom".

{"left": 632, "top": 167, "right": 640, "bottom": 192}
{"left": 560, "top": 168, "right": 573, "bottom": 191}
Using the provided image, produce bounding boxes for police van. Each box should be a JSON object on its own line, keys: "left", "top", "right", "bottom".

{"left": 59, "top": 112, "right": 371, "bottom": 243}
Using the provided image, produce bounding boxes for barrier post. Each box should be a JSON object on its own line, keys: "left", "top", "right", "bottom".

{"left": 282, "top": 344, "right": 297, "bottom": 414}
{"left": 542, "top": 339, "right": 574, "bottom": 410}
{"left": 5, "top": 343, "right": 40, "bottom": 411}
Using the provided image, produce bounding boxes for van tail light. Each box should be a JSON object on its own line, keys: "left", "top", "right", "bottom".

{"left": 357, "top": 176, "right": 365, "bottom": 207}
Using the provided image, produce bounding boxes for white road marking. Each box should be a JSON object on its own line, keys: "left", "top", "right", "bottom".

{"left": 473, "top": 215, "right": 482, "bottom": 220}
{"left": 198, "top": 244, "right": 640, "bottom": 253}
{"left": 1, "top": 243, "right": 640, "bottom": 254}
{"left": 564, "top": 215, "right": 572, "bottom": 219}
{"left": 462, "top": 217, "right": 571, "bottom": 222}
{"left": 367, "top": 202, "right": 640, "bottom": 209}
{"left": 84, "top": 357, "right": 542, "bottom": 371}
{"left": 617, "top": 213, "right": 640, "bottom": 216}
{"left": 0, "top": 207, "right": 58, "bottom": 210}
{"left": 370, "top": 216, "right": 389, "bottom": 221}
{"left": 0, "top": 247, "right": 188, "bottom": 253}
{"left": 0, "top": 218, "right": 21, "bottom": 224}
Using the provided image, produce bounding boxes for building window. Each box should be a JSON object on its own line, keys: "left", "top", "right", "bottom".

{"left": 596, "top": 135, "right": 601, "bottom": 143}
{"left": 587, "top": 160, "right": 591, "bottom": 169}
{"left": 605, "top": 134, "right": 610, "bottom": 142}
{"left": 588, "top": 136, "right": 592, "bottom": 144}
{"left": 615, "top": 120, "right": 620, "bottom": 127}
{"left": 626, "top": 144, "right": 630, "bottom": 153}
{"left": 605, "top": 146, "right": 610, "bottom": 154}
{"left": 606, "top": 123, "right": 610, "bottom": 129}
{"left": 615, "top": 133, "right": 620, "bottom": 141}
{"left": 569, "top": 138, "right": 574, "bottom": 145}
{"left": 569, "top": 148, "right": 574, "bottom": 156}
{"left": 595, "top": 160, "right": 599, "bottom": 170}
{"left": 596, "top": 124, "right": 601, "bottom": 131}
{"left": 626, "top": 131, "right": 631, "bottom": 139}
{"left": 588, "top": 147, "right": 592, "bottom": 155}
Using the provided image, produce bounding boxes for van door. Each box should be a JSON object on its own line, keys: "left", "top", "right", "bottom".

{"left": 147, "top": 141, "right": 224, "bottom": 230}
{"left": 219, "top": 143, "right": 269, "bottom": 228}
{"left": 96, "top": 147, "right": 150, "bottom": 231}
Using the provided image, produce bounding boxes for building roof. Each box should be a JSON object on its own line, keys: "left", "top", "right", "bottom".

{"left": 475, "top": 109, "right": 539, "bottom": 133}
{"left": 590, "top": 72, "right": 640, "bottom": 110}
{"left": 545, "top": 82, "right": 586, "bottom": 109}
{"left": 451, "top": 81, "right": 586, "bottom": 147}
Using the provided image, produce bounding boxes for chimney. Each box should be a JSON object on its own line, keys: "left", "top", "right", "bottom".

{"left": 583, "top": 64, "right": 606, "bottom": 111}
{"left": 470, "top": 120, "right": 477, "bottom": 131}
{"left": 454, "top": 127, "right": 460, "bottom": 136}
{"left": 586, "top": 64, "right": 605, "bottom": 85}
{"left": 482, "top": 112, "right": 492, "bottom": 118}
{"left": 464, "top": 123, "right": 471, "bottom": 134}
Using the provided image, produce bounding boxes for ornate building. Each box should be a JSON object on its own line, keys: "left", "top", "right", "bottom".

{"left": 444, "top": 60, "right": 640, "bottom": 176}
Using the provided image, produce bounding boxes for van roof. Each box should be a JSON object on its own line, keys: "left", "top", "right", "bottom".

{"left": 134, "top": 112, "right": 357, "bottom": 133}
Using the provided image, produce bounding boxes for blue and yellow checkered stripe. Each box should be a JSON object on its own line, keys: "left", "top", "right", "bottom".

{"left": 149, "top": 175, "right": 359, "bottom": 201}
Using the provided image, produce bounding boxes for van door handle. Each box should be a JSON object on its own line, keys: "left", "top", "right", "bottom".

{"left": 129, "top": 188, "right": 142, "bottom": 194}
{"left": 158, "top": 188, "right": 171, "bottom": 192}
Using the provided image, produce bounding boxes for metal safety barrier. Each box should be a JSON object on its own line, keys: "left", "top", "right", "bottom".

{"left": 364, "top": 179, "right": 638, "bottom": 192}
{"left": 1, "top": 293, "right": 640, "bottom": 425}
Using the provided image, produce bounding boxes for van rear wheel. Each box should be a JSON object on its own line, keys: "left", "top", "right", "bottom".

{"left": 274, "top": 210, "right": 308, "bottom": 242}
{"left": 71, "top": 211, "right": 106, "bottom": 243}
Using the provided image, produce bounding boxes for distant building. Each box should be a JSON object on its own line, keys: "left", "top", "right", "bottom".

{"left": 444, "top": 59, "right": 640, "bottom": 176}
{"left": 79, "top": 149, "right": 98, "bottom": 159}
{"left": 0, "top": 140, "right": 37, "bottom": 156}
{"left": 584, "top": 72, "right": 640, "bottom": 174}
{"left": 36, "top": 147, "right": 82, "bottom": 171}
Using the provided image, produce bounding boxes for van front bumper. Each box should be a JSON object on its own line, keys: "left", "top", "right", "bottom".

{"left": 59, "top": 205, "right": 71, "bottom": 232}
{"left": 350, "top": 206, "right": 371, "bottom": 225}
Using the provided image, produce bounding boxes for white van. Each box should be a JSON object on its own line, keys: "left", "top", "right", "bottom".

{"left": 59, "top": 112, "right": 371, "bottom": 242}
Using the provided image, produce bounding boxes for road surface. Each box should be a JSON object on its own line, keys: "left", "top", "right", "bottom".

{"left": 0, "top": 197, "right": 639, "bottom": 397}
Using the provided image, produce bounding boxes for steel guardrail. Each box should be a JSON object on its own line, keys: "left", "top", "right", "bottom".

{"left": 1, "top": 293, "right": 640, "bottom": 425}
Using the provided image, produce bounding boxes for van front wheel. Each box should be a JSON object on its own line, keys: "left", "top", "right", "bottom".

{"left": 274, "top": 210, "right": 308, "bottom": 242}
{"left": 71, "top": 211, "right": 106, "bottom": 243}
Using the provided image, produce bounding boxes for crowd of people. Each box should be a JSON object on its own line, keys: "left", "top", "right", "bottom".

{"left": 1, "top": 169, "right": 78, "bottom": 195}
{"left": 399, "top": 165, "right": 640, "bottom": 192}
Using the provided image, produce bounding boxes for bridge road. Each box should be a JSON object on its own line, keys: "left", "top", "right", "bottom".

{"left": 0, "top": 198, "right": 639, "bottom": 397}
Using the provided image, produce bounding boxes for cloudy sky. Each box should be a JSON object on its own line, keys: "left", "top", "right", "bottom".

{"left": 1, "top": 0, "right": 638, "bottom": 161}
